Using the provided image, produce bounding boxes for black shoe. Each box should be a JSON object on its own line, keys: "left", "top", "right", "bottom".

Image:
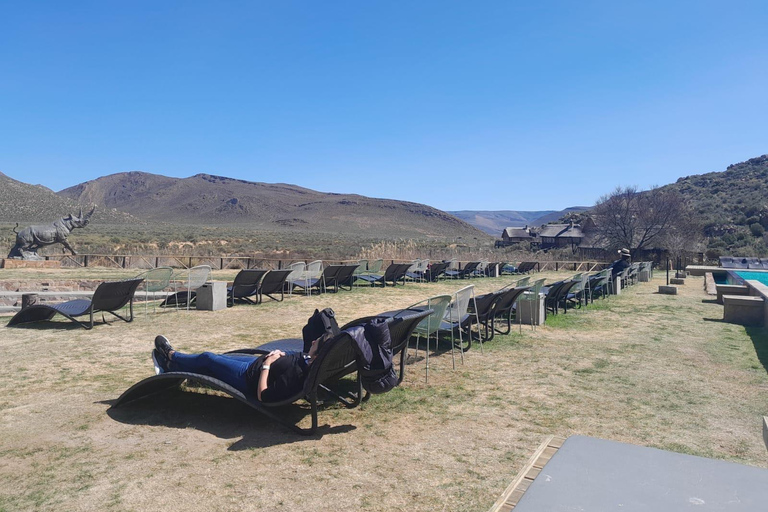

{"left": 155, "top": 335, "right": 174, "bottom": 359}
{"left": 152, "top": 349, "right": 169, "bottom": 374}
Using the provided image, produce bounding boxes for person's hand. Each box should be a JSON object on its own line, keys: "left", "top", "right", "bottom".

{"left": 264, "top": 350, "right": 285, "bottom": 365}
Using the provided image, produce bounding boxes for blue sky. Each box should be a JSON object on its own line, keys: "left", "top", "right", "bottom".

{"left": 1, "top": 1, "right": 766, "bottom": 211}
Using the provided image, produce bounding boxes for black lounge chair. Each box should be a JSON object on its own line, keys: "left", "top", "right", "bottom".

{"left": 542, "top": 280, "right": 581, "bottom": 316}
{"left": 425, "top": 262, "right": 449, "bottom": 282}
{"left": 468, "top": 291, "right": 504, "bottom": 342}
{"left": 515, "top": 261, "right": 538, "bottom": 274}
{"left": 356, "top": 263, "right": 411, "bottom": 287}
{"left": 232, "top": 308, "right": 433, "bottom": 387}
{"left": 227, "top": 269, "right": 268, "bottom": 306}
{"left": 329, "top": 264, "right": 359, "bottom": 292}
{"left": 291, "top": 265, "right": 343, "bottom": 295}
{"left": 112, "top": 330, "right": 363, "bottom": 435}
{"left": 719, "top": 256, "right": 749, "bottom": 269}
{"left": 444, "top": 261, "right": 481, "bottom": 279}
{"left": 7, "top": 278, "right": 144, "bottom": 330}
{"left": 259, "top": 269, "right": 292, "bottom": 302}
{"left": 490, "top": 285, "right": 531, "bottom": 336}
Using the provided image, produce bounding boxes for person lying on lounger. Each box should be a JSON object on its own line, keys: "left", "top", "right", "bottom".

{"left": 152, "top": 334, "right": 326, "bottom": 403}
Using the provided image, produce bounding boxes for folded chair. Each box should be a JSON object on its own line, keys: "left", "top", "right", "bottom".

{"left": 7, "top": 278, "right": 144, "bottom": 329}
{"left": 112, "top": 330, "right": 363, "bottom": 436}
{"left": 227, "top": 269, "right": 268, "bottom": 306}
{"left": 258, "top": 269, "right": 292, "bottom": 302}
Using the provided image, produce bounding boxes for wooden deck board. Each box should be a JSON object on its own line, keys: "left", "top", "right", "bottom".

{"left": 488, "top": 435, "right": 567, "bottom": 512}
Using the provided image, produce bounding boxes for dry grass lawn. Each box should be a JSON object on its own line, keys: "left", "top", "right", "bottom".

{"left": 1, "top": 270, "right": 767, "bottom": 511}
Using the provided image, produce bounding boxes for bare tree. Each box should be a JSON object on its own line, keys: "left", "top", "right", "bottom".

{"left": 593, "top": 186, "right": 698, "bottom": 255}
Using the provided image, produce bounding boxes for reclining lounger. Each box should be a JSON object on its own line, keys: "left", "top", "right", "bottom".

{"left": 113, "top": 331, "right": 362, "bottom": 435}
{"left": 7, "top": 278, "right": 144, "bottom": 330}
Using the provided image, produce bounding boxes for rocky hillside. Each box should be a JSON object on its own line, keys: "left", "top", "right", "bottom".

{"left": 665, "top": 154, "right": 768, "bottom": 256}
{"left": 0, "top": 172, "right": 136, "bottom": 225}
{"left": 57, "top": 172, "right": 487, "bottom": 239}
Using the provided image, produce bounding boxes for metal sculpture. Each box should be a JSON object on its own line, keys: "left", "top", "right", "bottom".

{"left": 7, "top": 207, "right": 95, "bottom": 260}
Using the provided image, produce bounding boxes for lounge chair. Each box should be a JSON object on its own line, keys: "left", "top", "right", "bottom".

{"left": 329, "top": 264, "right": 359, "bottom": 292}
{"left": 444, "top": 261, "right": 481, "bottom": 279}
{"left": 227, "top": 308, "right": 433, "bottom": 388}
{"left": 719, "top": 256, "right": 749, "bottom": 269}
{"left": 7, "top": 278, "right": 144, "bottom": 329}
{"left": 352, "top": 260, "right": 368, "bottom": 285}
{"left": 370, "top": 296, "right": 452, "bottom": 383}
{"left": 112, "top": 330, "right": 364, "bottom": 435}
{"left": 162, "top": 265, "right": 212, "bottom": 310}
{"left": 542, "top": 280, "right": 578, "bottom": 316}
{"left": 355, "top": 263, "right": 410, "bottom": 287}
{"left": 425, "top": 261, "right": 449, "bottom": 282}
{"left": 468, "top": 290, "right": 503, "bottom": 342}
{"left": 490, "top": 285, "right": 531, "bottom": 336}
{"left": 135, "top": 267, "right": 173, "bottom": 316}
{"left": 284, "top": 262, "right": 306, "bottom": 295}
{"left": 405, "top": 259, "right": 429, "bottom": 283}
{"left": 393, "top": 295, "right": 452, "bottom": 383}
{"left": 364, "top": 259, "right": 383, "bottom": 275}
{"left": 291, "top": 265, "right": 342, "bottom": 295}
{"left": 258, "top": 269, "right": 292, "bottom": 302}
{"left": 589, "top": 269, "right": 612, "bottom": 300}
{"left": 227, "top": 269, "right": 268, "bottom": 306}
{"left": 437, "top": 285, "right": 479, "bottom": 361}
{"left": 515, "top": 261, "right": 538, "bottom": 274}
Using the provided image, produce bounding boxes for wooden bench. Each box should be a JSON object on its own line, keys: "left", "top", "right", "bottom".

{"left": 722, "top": 294, "right": 764, "bottom": 326}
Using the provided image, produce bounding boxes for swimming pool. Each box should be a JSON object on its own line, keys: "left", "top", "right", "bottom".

{"left": 714, "top": 269, "right": 768, "bottom": 286}
{"left": 734, "top": 270, "right": 768, "bottom": 287}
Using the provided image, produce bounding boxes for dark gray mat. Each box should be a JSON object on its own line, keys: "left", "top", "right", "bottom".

{"left": 514, "top": 435, "right": 768, "bottom": 511}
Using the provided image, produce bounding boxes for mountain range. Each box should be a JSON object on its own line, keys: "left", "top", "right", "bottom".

{"left": 54, "top": 171, "right": 485, "bottom": 239}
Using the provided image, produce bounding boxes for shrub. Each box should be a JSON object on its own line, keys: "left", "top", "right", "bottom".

{"left": 750, "top": 223, "right": 765, "bottom": 237}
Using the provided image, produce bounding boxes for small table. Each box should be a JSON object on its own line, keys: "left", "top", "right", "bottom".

{"left": 196, "top": 281, "right": 227, "bottom": 311}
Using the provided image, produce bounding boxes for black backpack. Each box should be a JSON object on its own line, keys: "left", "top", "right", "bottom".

{"left": 302, "top": 308, "right": 340, "bottom": 353}
{"left": 356, "top": 318, "right": 398, "bottom": 394}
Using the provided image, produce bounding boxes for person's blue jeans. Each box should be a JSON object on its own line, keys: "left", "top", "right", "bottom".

{"left": 169, "top": 352, "right": 257, "bottom": 393}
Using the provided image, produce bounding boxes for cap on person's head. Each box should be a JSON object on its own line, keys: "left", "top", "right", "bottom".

{"left": 618, "top": 248, "right": 631, "bottom": 257}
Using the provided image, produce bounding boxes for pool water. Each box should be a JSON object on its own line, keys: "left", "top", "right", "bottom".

{"left": 734, "top": 270, "right": 768, "bottom": 287}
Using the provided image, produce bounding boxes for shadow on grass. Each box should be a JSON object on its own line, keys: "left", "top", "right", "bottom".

{"left": 746, "top": 326, "right": 768, "bottom": 374}
{"left": 100, "top": 388, "right": 356, "bottom": 449}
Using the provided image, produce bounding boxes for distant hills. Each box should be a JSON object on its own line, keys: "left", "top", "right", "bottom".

{"left": 449, "top": 207, "right": 590, "bottom": 235}
{"left": 55, "top": 171, "right": 486, "bottom": 239}
{"left": 0, "top": 172, "right": 135, "bottom": 225}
